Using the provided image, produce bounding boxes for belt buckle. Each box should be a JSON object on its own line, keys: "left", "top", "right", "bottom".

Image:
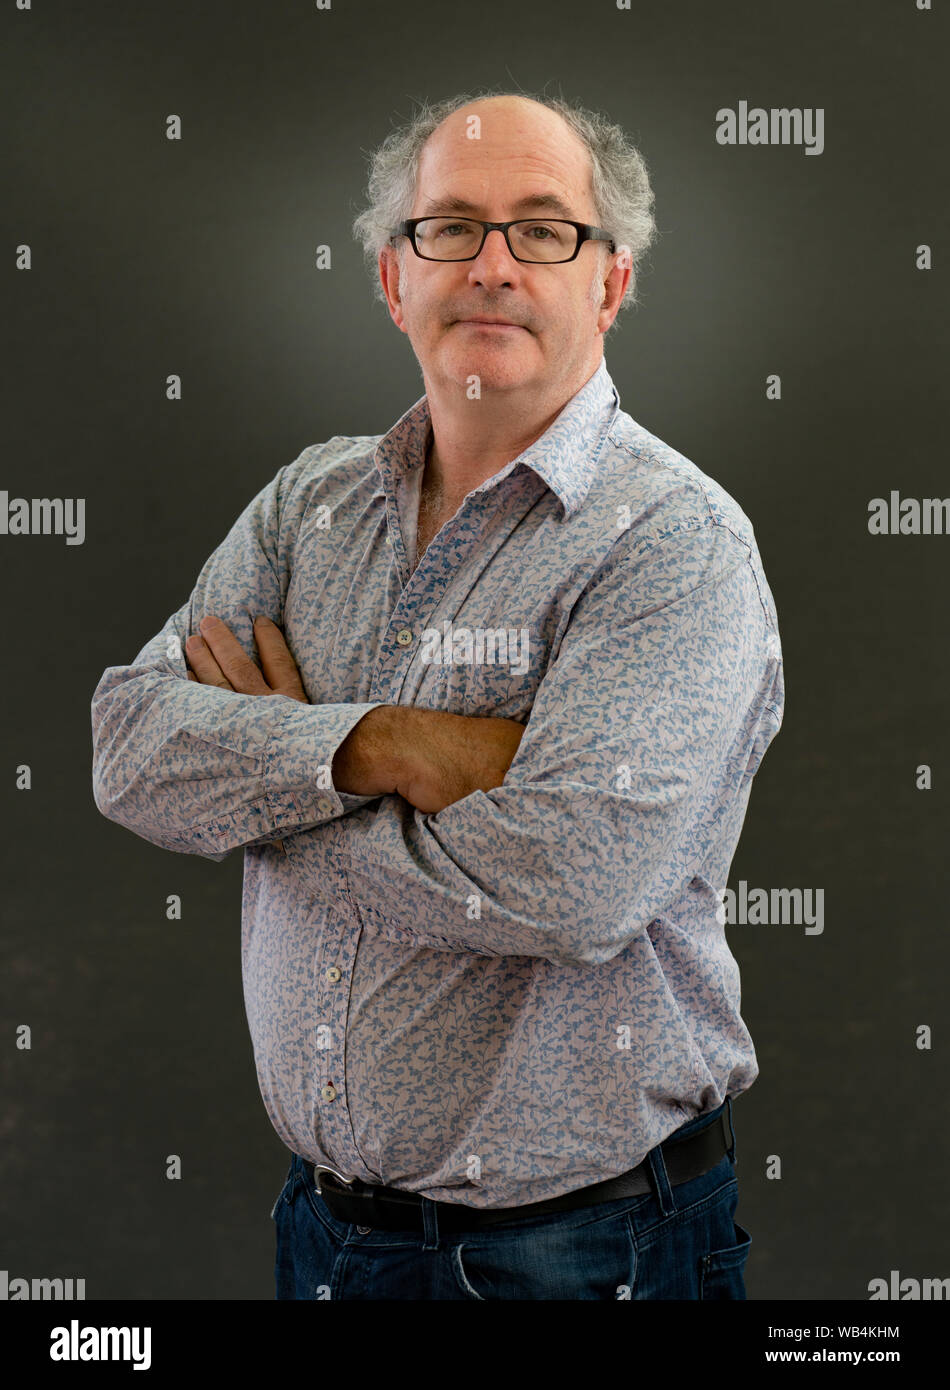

{"left": 313, "top": 1162, "right": 358, "bottom": 1195}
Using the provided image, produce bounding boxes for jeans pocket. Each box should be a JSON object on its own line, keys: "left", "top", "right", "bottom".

{"left": 452, "top": 1206, "right": 638, "bottom": 1301}
{"left": 699, "top": 1219, "right": 752, "bottom": 1300}
{"left": 301, "top": 1178, "right": 357, "bottom": 1243}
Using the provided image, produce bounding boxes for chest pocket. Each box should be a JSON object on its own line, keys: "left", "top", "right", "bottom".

{"left": 414, "top": 619, "right": 545, "bottom": 721}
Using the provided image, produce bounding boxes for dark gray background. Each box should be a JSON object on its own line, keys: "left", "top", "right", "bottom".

{"left": 2, "top": 0, "right": 947, "bottom": 1299}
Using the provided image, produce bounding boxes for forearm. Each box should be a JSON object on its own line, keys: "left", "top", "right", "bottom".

{"left": 92, "top": 629, "right": 387, "bottom": 859}
{"left": 331, "top": 704, "right": 406, "bottom": 797}
{"left": 332, "top": 705, "right": 524, "bottom": 813}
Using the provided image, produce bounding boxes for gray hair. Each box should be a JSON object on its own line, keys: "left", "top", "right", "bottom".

{"left": 351, "top": 88, "right": 657, "bottom": 322}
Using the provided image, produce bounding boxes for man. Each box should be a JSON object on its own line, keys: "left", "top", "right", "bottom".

{"left": 91, "top": 90, "right": 784, "bottom": 1300}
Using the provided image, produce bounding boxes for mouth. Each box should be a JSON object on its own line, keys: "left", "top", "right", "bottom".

{"left": 457, "top": 319, "right": 527, "bottom": 333}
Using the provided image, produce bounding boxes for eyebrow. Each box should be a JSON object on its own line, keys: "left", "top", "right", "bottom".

{"left": 419, "top": 193, "right": 578, "bottom": 220}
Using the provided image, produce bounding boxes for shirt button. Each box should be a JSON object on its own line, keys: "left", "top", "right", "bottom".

{"left": 356, "top": 1225, "right": 372, "bottom": 1234}
{"left": 325, "top": 966, "right": 342, "bottom": 983}
{"left": 321, "top": 1084, "right": 337, "bottom": 1102}
{"left": 395, "top": 628, "right": 413, "bottom": 646}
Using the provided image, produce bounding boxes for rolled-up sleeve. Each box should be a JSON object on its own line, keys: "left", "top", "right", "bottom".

{"left": 331, "top": 522, "right": 784, "bottom": 965}
{"left": 91, "top": 460, "right": 385, "bottom": 860}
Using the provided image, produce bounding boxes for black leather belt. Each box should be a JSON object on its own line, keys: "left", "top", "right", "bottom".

{"left": 301, "top": 1105, "right": 734, "bottom": 1232}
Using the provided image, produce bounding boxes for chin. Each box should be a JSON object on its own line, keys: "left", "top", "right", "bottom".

{"left": 440, "top": 341, "right": 536, "bottom": 390}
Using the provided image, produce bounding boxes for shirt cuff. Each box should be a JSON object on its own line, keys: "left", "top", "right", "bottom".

{"left": 262, "top": 699, "right": 390, "bottom": 827}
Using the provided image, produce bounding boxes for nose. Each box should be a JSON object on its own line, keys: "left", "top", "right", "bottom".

{"left": 467, "top": 227, "right": 523, "bottom": 288}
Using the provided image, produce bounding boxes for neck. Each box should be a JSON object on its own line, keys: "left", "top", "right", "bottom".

{"left": 422, "top": 355, "right": 602, "bottom": 498}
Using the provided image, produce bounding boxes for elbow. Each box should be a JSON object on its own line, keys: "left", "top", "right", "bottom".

{"left": 90, "top": 750, "right": 141, "bottom": 834}
{"left": 89, "top": 673, "right": 228, "bottom": 862}
{"left": 90, "top": 729, "right": 153, "bottom": 845}
{"left": 91, "top": 756, "right": 131, "bottom": 829}
{"left": 90, "top": 719, "right": 117, "bottom": 822}
{"left": 90, "top": 712, "right": 128, "bottom": 826}
{"left": 91, "top": 768, "right": 113, "bottom": 822}
{"left": 495, "top": 907, "right": 629, "bottom": 969}
{"left": 547, "top": 906, "right": 654, "bottom": 969}
{"left": 91, "top": 755, "right": 229, "bottom": 862}
{"left": 90, "top": 669, "right": 156, "bottom": 827}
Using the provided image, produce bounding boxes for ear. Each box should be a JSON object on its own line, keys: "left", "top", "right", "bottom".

{"left": 596, "top": 245, "right": 632, "bottom": 335}
{"left": 379, "top": 243, "right": 408, "bottom": 333}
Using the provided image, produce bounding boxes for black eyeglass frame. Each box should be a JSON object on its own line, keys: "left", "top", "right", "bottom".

{"left": 388, "top": 218, "right": 617, "bottom": 264}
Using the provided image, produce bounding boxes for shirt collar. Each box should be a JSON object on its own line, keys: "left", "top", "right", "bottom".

{"left": 371, "top": 357, "right": 620, "bottom": 520}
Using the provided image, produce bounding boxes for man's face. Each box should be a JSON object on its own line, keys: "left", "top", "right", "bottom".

{"left": 379, "top": 97, "right": 626, "bottom": 400}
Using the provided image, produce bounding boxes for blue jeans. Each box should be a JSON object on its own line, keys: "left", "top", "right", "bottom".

{"left": 271, "top": 1099, "right": 751, "bottom": 1300}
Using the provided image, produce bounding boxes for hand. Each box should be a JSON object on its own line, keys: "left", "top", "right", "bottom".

{"left": 184, "top": 615, "right": 308, "bottom": 703}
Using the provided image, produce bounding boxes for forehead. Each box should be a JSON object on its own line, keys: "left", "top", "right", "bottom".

{"left": 414, "top": 99, "right": 595, "bottom": 217}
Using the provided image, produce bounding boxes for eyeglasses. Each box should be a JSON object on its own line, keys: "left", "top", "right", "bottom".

{"left": 389, "top": 217, "right": 617, "bottom": 264}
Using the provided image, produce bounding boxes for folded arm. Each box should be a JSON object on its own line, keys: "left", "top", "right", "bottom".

{"left": 301, "top": 523, "right": 784, "bottom": 966}
{"left": 90, "top": 462, "right": 388, "bottom": 860}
